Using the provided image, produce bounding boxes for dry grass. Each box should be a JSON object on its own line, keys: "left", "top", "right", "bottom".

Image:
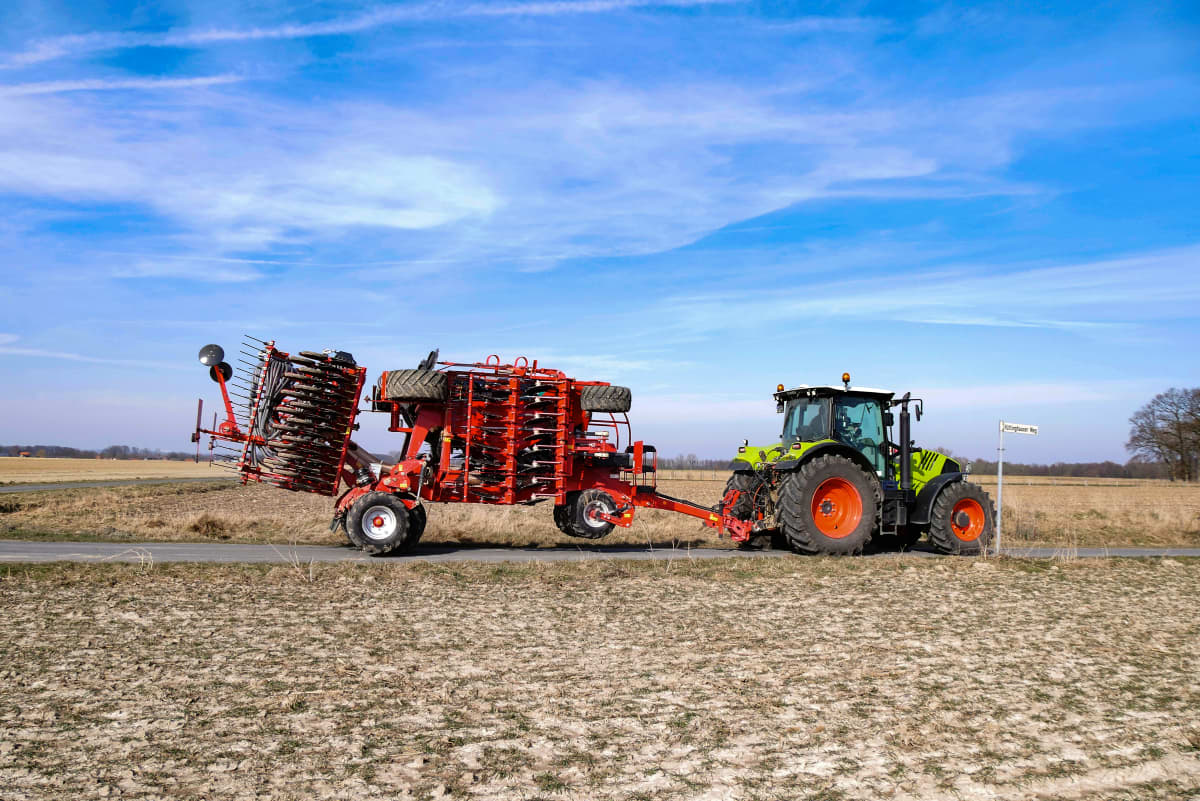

{"left": 1, "top": 558, "right": 1198, "bottom": 800}
{"left": 1, "top": 464, "right": 1197, "bottom": 549}
{"left": 0, "top": 457, "right": 215, "bottom": 485}
{"left": 972, "top": 479, "right": 1200, "bottom": 548}
{"left": 0, "top": 479, "right": 729, "bottom": 549}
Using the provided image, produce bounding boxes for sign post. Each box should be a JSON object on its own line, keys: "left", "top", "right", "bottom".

{"left": 996, "top": 421, "right": 1039, "bottom": 555}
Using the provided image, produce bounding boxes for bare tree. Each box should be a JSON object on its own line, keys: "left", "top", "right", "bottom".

{"left": 1127, "top": 388, "right": 1200, "bottom": 481}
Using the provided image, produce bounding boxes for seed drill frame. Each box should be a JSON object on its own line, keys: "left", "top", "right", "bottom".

{"left": 192, "top": 339, "right": 753, "bottom": 553}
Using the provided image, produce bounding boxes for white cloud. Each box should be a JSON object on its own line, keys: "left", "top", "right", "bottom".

{"left": 651, "top": 244, "right": 1200, "bottom": 336}
{"left": 0, "top": 22, "right": 1163, "bottom": 276}
{"left": 0, "top": 344, "right": 187, "bottom": 370}
{"left": 0, "top": 75, "right": 242, "bottom": 96}
{"left": 111, "top": 260, "right": 266, "bottom": 283}
{"left": 912, "top": 380, "right": 1146, "bottom": 410}
{"left": 2, "top": 0, "right": 748, "bottom": 68}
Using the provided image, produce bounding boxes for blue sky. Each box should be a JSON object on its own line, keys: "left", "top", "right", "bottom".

{"left": 0, "top": 0, "right": 1197, "bottom": 462}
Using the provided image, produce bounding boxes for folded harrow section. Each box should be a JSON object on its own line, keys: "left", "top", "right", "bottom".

{"left": 196, "top": 340, "right": 366, "bottom": 496}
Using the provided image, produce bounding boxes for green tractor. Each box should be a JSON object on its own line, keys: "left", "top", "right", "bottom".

{"left": 723, "top": 373, "right": 995, "bottom": 555}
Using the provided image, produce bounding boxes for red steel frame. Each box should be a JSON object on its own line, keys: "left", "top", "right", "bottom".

{"left": 196, "top": 348, "right": 754, "bottom": 542}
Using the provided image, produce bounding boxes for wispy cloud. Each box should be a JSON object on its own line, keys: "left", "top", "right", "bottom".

{"left": 912, "top": 380, "right": 1146, "bottom": 410}
{"left": 0, "top": 74, "right": 242, "bottom": 96}
{"left": 0, "top": 73, "right": 1080, "bottom": 273}
{"left": 0, "top": 338, "right": 187, "bottom": 370}
{"left": 111, "top": 260, "right": 265, "bottom": 283}
{"left": 3, "top": 0, "right": 748, "bottom": 68}
{"left": 651, "top": 244, "right": 1200, "bottom": 337}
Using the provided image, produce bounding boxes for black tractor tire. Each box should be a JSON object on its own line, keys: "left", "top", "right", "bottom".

{"left": 381, "top": 369, "right": 448, "bottom": 403}
{"left": 580, "top": 385, "right": 632, "bottom": 413}
{"left": 721, "top": 471, "right": 768, "bottom": 520}
{"left": 563, "top": 488, "right": 617, "bottom": 539}
{"left": 928, "top": 481, "right": 994, "bottom": 555}
{"left": 778, "top": 455, "right": 880, "bottom": 555}
{"left": 720, "top": 472, "right": 781, "bottom": 550}
{"left": 345, "top": 492, "right": 415, "bottom": 556}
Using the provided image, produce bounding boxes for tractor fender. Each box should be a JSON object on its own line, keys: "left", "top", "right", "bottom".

{"left": 729, "top": 459, "right": 758, "bottom": 473}
{"left": 772, "top": 442, "right": 878, "bottom": 481}
{"left": 908, "top": 473, "right": 966, "bottom": 526}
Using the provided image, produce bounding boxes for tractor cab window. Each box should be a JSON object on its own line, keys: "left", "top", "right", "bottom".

{"left": 782, "top": 397, "right": 830, "bottom": 444}
{"left": 834, "top": 396, "right": 885, "bottom": 474}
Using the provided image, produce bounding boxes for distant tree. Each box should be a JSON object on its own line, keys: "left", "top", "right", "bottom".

{"left": 1126, "top": 388, "right": 1200, "bottom": 481}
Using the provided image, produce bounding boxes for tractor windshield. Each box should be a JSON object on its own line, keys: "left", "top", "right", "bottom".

{"left": 781, "top": 397, "right": 830, "bottom": 444}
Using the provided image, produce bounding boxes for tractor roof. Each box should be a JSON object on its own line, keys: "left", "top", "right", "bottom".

{"left": 775, "top": 385, "right": 894, "bottom": 401}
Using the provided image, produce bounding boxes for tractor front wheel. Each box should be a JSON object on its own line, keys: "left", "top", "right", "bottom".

{"left": 778, "top": 455, "right": 880, "bottom": 555}
{"left": 346, "top": 492, "right": 417, "bottom": 556}
{"left": 928, "top": 481, "right": 994, "bottom": 555}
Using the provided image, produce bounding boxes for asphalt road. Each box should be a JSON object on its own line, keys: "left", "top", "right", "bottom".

{"left": 0, "top": 540, "right": 1197, "bottom": 565}
{"left": 0, "top": 477, "right": 234, "bottom": 494}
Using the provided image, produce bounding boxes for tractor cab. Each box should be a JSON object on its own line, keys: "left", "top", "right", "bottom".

{"left": 775, "top": 381, "right": 894, "bottom": 476}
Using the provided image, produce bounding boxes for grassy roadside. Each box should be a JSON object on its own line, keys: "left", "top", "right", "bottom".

{"left": 2, "top": 558, "right": 1198, "bottom": 800}
{"left": 1, "top": 477, "right": 1198, "bottom": 550}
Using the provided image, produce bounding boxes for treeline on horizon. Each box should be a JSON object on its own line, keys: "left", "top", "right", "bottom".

{"left": 1, "top": 443, "right": 1174, "bottom": 480}
{"left": 658, "top": 453, "right": 1171, "bottom": 479}
{"left": 1, "top": 444, "right": 196, "bottom": 461}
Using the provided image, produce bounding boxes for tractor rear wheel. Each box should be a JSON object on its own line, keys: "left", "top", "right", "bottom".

{"left": 380, "top": 369, "right": 448, "bottom": 402}
{"left": 778, "top": 455, "right": 880, "bottom": 555}
{"left": 345, "top": 492, "right": 417, "bottom": 556}
{"left": 928, "top": 481, "right": 994, "bottom": 555}
{"left": 580, "top": 385, "right": 632, "bottom": 413}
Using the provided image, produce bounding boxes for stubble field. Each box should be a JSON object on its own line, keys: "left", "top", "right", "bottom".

{"left": 0, "top": 457, "right": 214, "bottom": 484}
{"left": 2, "top": 557, "right": 1198, "bottom": 800}
{"left": 1, "top": 461, "right": 1197, "bottom": 550}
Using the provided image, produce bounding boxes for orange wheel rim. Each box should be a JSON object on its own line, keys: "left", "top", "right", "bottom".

{"left": 810, "top": 477, "right": 863, "bottom": 538}
{"left": 951, "top": 498, "right": 986, "bottom": 542}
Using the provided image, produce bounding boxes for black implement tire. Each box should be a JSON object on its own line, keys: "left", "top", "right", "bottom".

{"left": 345, "top": 492, "right": 414, "bottom": 556}
{"left": 407, "top": 503, "right": 428, "bottom": 546}
{"left": 553, "top": 493, "right": 577, "bottom": 535}
{"left": 778, "top": 455, "right": 880, "bottom": 555}
{"left": 580, "top": 385, "right": 632, "bottom": 413}
{"left": 381, "top": 369, "right": 448, "bottom": 403}
{"left": 563, "top": 489, "right": 617, "bottom": 539}
{"left": 928, "top": 481, "right": 994, "bottom": 555}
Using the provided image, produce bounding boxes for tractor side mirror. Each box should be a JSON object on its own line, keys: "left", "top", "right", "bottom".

{"left": 883, "top": 411, "right": 894, "bottom": 427}
{"left": 916, "top": 403, "right": 923, "bottom": 422}
{"left": 776, "top": 401, "right": 784, "bottom": 413}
